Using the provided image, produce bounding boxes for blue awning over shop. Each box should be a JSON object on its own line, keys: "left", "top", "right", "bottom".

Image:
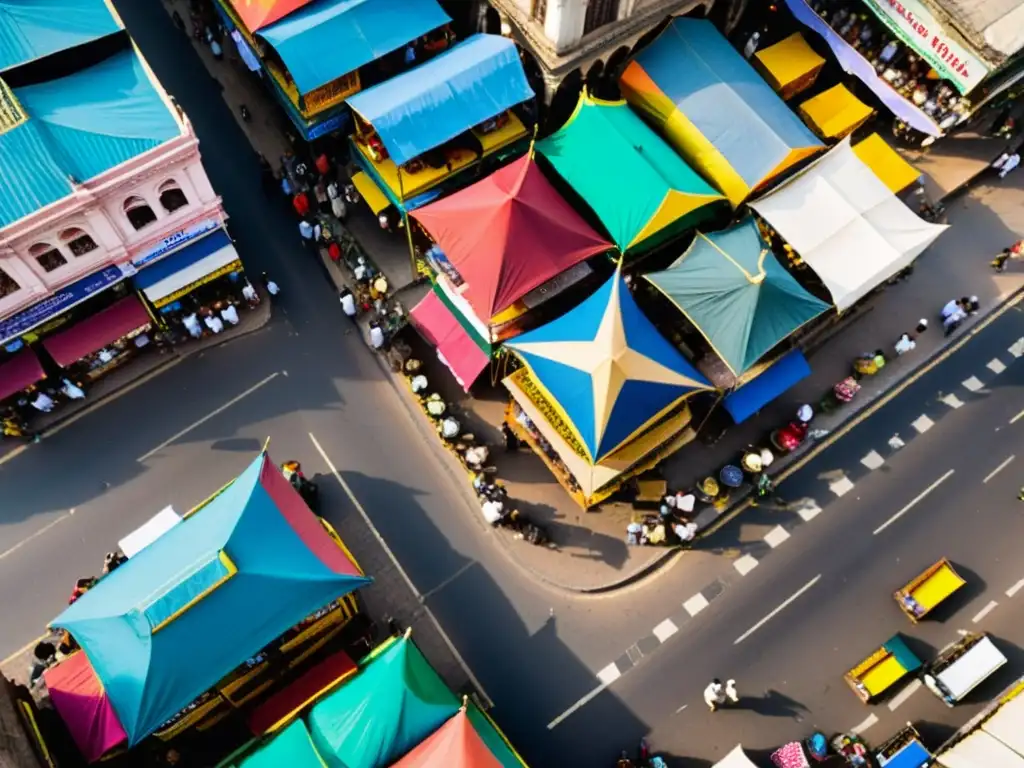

{"left": 258, "top": 0, "right": 450, "bottom": 96}
{"left": 134, "top": 228, "right": 241, "bottom": 307}
{"left": 723, "top": 349, "right": 811, "bottom": 424}
{"left": 347, "top": 34, "right": 534, "bottom": 166}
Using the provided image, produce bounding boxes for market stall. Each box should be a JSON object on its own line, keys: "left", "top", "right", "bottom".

{"left": 714, "top": 745, "right": 760, "bottom": 768}
{"left": 346, "top": 34, "right": 534, "bottom": 212}
{"left": 798, "top": 84, "right": 874, "bottom": 141}
{"left": 852, "top": 133, "right": 922, "bottom": 196}
{"left": 874, "top": 724, "right": 930, "bottom": 768}
{"left": 410, "top": 288, "right": 491, "bottom": 391}
{"left": 722, "top": 349, "right": 812, "bottom": 424}
{"left": 844, "top": 633, "right": 922, "bottom": 703}
{"left": 0, "top": 348, "right": 45, "bottom": 404}
{"left": 753, "top": 32, "right": 825, "bottom": 100}
{"left": 619, "top": 18, "right": 823, "bottom": 206}
{"left": 749, "top": 139, "right": 948, "bottom": 311}
{"left": 536, "top": 92, "right": 726, "bottom": 256}
{"left": 391, "top": 706, "right": 527, "bottom": 767}
{"left": 893, "top": 558, "right": 966, "bottom": 622}
{"left": 41, "top": 295, "right": 153, "bottom": 381}
{"left": 237, "top": 720, "right": 324, "bottom": 768}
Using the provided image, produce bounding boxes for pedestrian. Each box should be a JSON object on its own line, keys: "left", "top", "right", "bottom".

{"left": 992, "top": 247, "right": 1014, "bottom": 272}
{"left": 30, "top": 389, "right": 55, "bottom": 413}
{"left": 241, "top": 281, "right": 260, "bottom": 308}
{"left": 182, "top": 311, "right": 202, "bottom": 338}
{"left": 60, "top": 378, "right": 85, "bottom": 400}
{"left": 998, "top": 152, "right": 1021, "bottom": 179}
{"left": 292, "top": 191, "right": 310, "bottom": 218}
{"left": 314, "top": 181, "right": 329, "bottom": 214}
{"left": 327, "top": 240, "right": 341, "bottom": 263}
{"left": 328, "top": 181, "right": 347, "bottom": 221}
{"left": 299, "top": 219, "right": 314, "bottom": 248}
{"left": 315, "top": 153, "right": 330, "bottom": 177}
{"left": 703, "top": 678, "right": 738, "bottom": 711}
{"left": 369, "top": 322, "right": 385, "bottom": 350}
{"left": 967, "top": 295, "right": 980, "bottom": 314}
{"left": 894, "top": 332, "right": 915, "bottom": 355}
{"left": 339, "top": 288, "right": 357, "bottom": 320}
{"left": 915, "top": 318, "right": 929, "bottom": 334}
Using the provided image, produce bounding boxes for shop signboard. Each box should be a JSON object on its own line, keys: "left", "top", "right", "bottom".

{"left": 133, "top": 219, "right": 221, "bottom": 268}
{"left": 0, "top": 264, "right": 132, "bottom": 345}
{"left": 860, "top": 0, "right": 989, "bottom": 93}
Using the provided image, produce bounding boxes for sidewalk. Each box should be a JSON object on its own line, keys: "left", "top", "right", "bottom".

{"left": 899, "top": 132, "right": 1006, "bottom": 201}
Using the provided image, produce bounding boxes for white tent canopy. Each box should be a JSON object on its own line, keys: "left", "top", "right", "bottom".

{"left": 713, "top": 745, "right": 759, "bottom": 768}
{"left": 750, "top": 139, "right": 947, "bottom": 311}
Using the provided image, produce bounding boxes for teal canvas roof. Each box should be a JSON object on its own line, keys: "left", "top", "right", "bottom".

{"left": 0, "top": 119, "right": 74, "bottom": 227}
{"left": 238, "top": 721, "right": 326, "bottom": 768}
{"left": 646, "top": 218, "right": 829, "bottom": 376}
{"left": 0, "top": 0, "right": 121, "bottom": 72}
{"left": 51, "top": 452, "right": 370, "bottom": 746}
{"left": 13, "top": 47, "right": 180, "bottom": 183}
{"left": 259, "top": 0, "right": 450, "bottom": 96}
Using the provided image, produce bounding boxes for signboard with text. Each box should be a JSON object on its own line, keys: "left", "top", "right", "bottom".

{"left": 861, "top": 0, "right": 989, "bottom": 93}
{"left": 133, "top": 219, "right": 221, "bottom": 268}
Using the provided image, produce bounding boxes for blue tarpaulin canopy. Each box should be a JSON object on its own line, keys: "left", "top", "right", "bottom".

{"left": 50, "top": 452, "right": 370, "bottom": 745}
{"left": 0, "top": 0, "right": 122, "bottom": 72}
{"left": 347, "top": 34, "right": 534, "bottom": 165}
{"left": 506, "top": 274, "right": 712, "bottom": 463}
{"left": 722, "top": 349, "right": 811, "bottom": 423}
{"left": 258, "top": 0, "right": 450, "bottom": 96}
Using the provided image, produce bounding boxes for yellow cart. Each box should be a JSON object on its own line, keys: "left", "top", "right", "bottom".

{"left": 894, "top": 558, "right": 966, "bottom": 622}
{"left": 845, "top": 634, "right": 922, "bottom": 703}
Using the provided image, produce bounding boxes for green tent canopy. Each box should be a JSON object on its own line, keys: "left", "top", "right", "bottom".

{"left": 308, "top": 635, "right": 460, "bottom": 768}
{"left": 537, "top": 93, "right": 726, "bottom": 255}
{"left": 646, "top": 217, "right": 829, "bottom": 375}
{"left": 237, "top": 720, "right": 326, "bottom": 768}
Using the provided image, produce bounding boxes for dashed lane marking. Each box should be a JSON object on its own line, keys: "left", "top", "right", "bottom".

{"left": 912, "top": 414, "right": 934, "bottom": 434}
{"left": 547, "top": 684, "right": 609, "bottom": 730}
{"left": 874, "top": 469, "right": 955, "bottom": 535}
{"left": 887, "top": 679, "right": 922, "bottom": 711}
{"left": 764, "top": 525, "right": 790, "bottom": 548}
{"left": 830, "top": 476, "right": 855, "bottom": 497}
{"left": 653, "top": 619, "right": 678, "bottom": 643}
{"left": 1010, "top": 338, "right": 1024, "bottom": 358}
{"left": 861, "top": 450, "right": 885, "bottom": 470}
{"left": 683, "top": 593, "right": 710, "bottom": 617}
{"left": 733, "top": 554, "right": 759, "bottom": 576}
{"left": 962, "top": 376, "right": 984, "bottom": 392}
{"left": 596, "top": 663, "right": 621, "bottom": 686}
{"left": 972, "top": 600, "right": 999, "bottom": 624}
{"left": 1006, "top": 578, "right": 1024, "bottom": 598}
{"left": 734, "top": 575, "right": 821, "bottom": 645}
{"left": 851, "top": 714, "right": 879, "bottom": 735}
{"left": 983, "top": 455, "right": 1014, "bottom": 484}
{"left": 988, "top": 358, "right": 1007, "bottom": 374}
{"left": 1012, "top": 408, "right": 1024, "bottom": 425}
{"left": 796, "top": 500, "right": 823, "bottom": 522}
{"left": 941, "top": 393, "right": 964, "bottom": 409}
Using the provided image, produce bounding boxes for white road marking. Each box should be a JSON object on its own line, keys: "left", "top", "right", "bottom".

{"left": 596, "top": 663, "right": 621, "bottom": 685}
{"left": 796, "top": 500, "right": 822, "bottom": 522}
{"left": 962, "top": 376, "right": 984, "bottom": 392}
{"left": 764, "top": 525, "right": 790, "bottom": 548}
{"left": 941, "top": 393, "right": 964, "bottom": 409}
{"left": 0, "top": 513, "right": 70, "bottom": 562}
{"left": 988, "top": 358, "right": 1007, "bottom": 374}
{"left": 308, "top": 431, "right": 492, "bottom": 707}
{"left": 1012, "top": 408, "right": 1024, "bottom": 425}
{"left": 1009, "top": 338, "right": 1024, "bottom": 358}
{"left": 911, "top": 414, "right": 934, "bottom": 434}
{"left": 830, "top": 476, "right": 855, "bottom": 497}
{"left": 137, "top": 372, "right": 281, "bottom": 462}
{"left": 653, "top": 619, "right": 678, "bottom": 643}
{"left": 861, "top": 450, "right": 885, "bottom": 470}
{"left": 674, "top": 704, "right": 688, "bottom": 714}
{"left": 850, "top": 714, "right": 879, "bottom": 735}
{"left": 887, "top": 679, "right": 922, "bottom": 711}
{"left": 983, "top": 455, "right": 1015, "bottom": 484}
{"left": 734, "top": 575, "right": 821, "bottom": 645}
{"left": 1006, "top": 578, "right": 1024, "bottom": 598}
{"left": 972, "top": 600, "right": 999, "bottom": 624}
{"left": 873, "top": 469, "right": 955, "bottom": 535}
{"left": 733, "top": 554, "right": 759, "bottom": 576}
{"left": 683, "top": 593, "right": 710, "bottom": 617}
{"left": 547, "top": 684, "right": 609, "bottom": 730}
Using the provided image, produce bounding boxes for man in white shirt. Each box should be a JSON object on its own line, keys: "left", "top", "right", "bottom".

{"left": 31, "top": 391, "right": 55, "bottom": 413}
{"left": 205, "top": 314, "right": 224, "bottom": 334}
{"left": 894, "top": 333, "right": 915, "bottom": 355}
{"left": 220, "top": 304, "right": 240, "bottom": 325}
{"left": 241, "top": 282, "right": 259, "bottom": 307}
{"left": 182, "top": 312, "right": 202, "bottom": 338}
{"left": 60, "top": 379, "right": 85, "bottom": 400}
{"left": 368, "top": 323, "right": 385, "bottom": 349}
{"left": 298, "top": 219, "right": 314, "bottom": 247}
{"left": 1000, "top": 153, "right": 1021, "bottom": 178}
{"left": 339, "top": 289, "right": 357, "bottom": 319}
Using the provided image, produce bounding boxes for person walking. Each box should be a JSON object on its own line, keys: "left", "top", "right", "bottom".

{"left": 298, "top": 219, "right": 315, "bottom": 250}
{"left": 703, "top": 678, "right": 738, "bottom": 711}
{"left": 998, "top": 152, "right": 1021, "bottom": 179}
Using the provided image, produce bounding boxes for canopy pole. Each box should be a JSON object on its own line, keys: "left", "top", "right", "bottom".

{"left": 262, "top": 436, "right": 271, "bottom": 454}
{"left": 693, "top": 392, "right": 723, "bottom": 439}
{"left": 397, "top": 166, "right": 418, "bottom": 279}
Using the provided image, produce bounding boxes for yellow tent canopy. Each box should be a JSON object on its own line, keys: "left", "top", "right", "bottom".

{"left": 852, "top": 133, "right": 922, "bottom": 194}
{"left": 798, "top": 84, "right": 874, "bottom": 141}
{"left": 350, "top": 171, "right": 391, "bottom": 215}
{"left": 754, "top": 33, "right": 825, "bottom": 100}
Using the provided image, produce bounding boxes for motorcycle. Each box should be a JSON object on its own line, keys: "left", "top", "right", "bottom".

{"left": 281, "top": 460, "right": 319, "bottom": 512}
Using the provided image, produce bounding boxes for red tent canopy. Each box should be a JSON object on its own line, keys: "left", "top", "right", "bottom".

{"left": 410, "top": 292, "right": 489, "bottom": 392}
{"left": 411, "top": 155, "right": 611, "bottom": 321}
{"left": 225, "top": 0, "right": 312, "bottom": 31}
{"left": 391, "top": 709, "right": 501, "bottom": 768}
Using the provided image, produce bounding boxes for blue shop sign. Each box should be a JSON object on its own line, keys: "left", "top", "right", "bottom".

{"left": 307, "top": 110, "right": 349, "bottom": 140}
{"left": 133, "top": 219, "right": 221, "bottom": 268}
{"left": 0, "top": 264, "right": 132, "bottom": 343}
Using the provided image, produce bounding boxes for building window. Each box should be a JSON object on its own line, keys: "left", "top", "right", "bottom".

{"left": 158, "top": 180, "right": 189, "bottom": 213}
{"left": 60, "top": 227, "right": 98, "bottom": 257}
{"left": 531, "top": 0, "right": 547, "bottom": 23}
{"left": 29, "top": 242, "right": 67, "bottom": 273}
{"left": 584, "top": 0, "right": 619, "bottom": 35}
{"left": 124, "top": 195, "right": 158, "bottom": 230}
{"left": 0, "top": 267, "right": 19, "bottom": 298}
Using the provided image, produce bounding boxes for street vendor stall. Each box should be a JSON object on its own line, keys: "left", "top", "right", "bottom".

{"left": 798, "top": 84, "right": 874, "bottom": 141}
{"left": 753, "top": 32, "right": 825, "bottom": 100}
{"left": 714, "top": 745, "right": 760, "bottom": 768}
{"left": 845, "top": 633, "right": 922, "bottom": 703}
{"left": 346, "top": 34, "right": 534, "bottom": 212}
{"left": 894, "top": 558, "right": 966, "bottom": 622}
{"left": 875, "top": 724, "right": 930, "bottom": 768}
{"left": 620, "top": 18, "right": 823, "bottom": 206}
{"left": 852, "top": 134, "right": 922, "bottom": 196}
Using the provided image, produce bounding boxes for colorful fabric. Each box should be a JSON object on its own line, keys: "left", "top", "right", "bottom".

{"left": 410, "top": 290, "right": 491, "bottom": 391}
{"left": 852, "top": 133, "right": 921, "bottom": 194}
{"left": 537, "top": 93, "right": 725, "bottom": 253}
{"left": 798, "top": 84, "right": 873, "bottom": 140}
{"left": 223, "top": 0, "right": 313, "bottom": 32}
{"left": 619, "top": 18, "right": 822, "bottom": 206}
{"left": 0, "top": 0, "right": 121, "bottom": 71}
{"left": 43, "top": 652, "right": 128, "bottom": 762}
{"left": 391, "top": 709, "right": 501, "bottom": 768}
{"left": 239, "top": 720, "right": 327, "bottom": 768}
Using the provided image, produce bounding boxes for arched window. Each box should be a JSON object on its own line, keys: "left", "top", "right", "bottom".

{"left": 29, "top": 242, "right": 67, "bottom": 273}
{"left": 0, "top": 267, "right": 19, "bottom": 298}
{"left": 60, "top": 227, "right": 98, "bottom": 257}
{"left": 124, "top": 196, "right": 157, "bottom": 230}
{"left": 158, "top": 180, "right": 189, "bottom": 213}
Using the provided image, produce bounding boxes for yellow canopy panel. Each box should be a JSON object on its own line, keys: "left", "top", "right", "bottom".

{"left": 754, "top": 33, "right": 825, "bottom": 100}
{"left": 351, "top": 171, "right": 391, "bottom": 215}
{"left": 853, "top": 133, "right": 922, "bottom": 194}
{"left": 799, "top": 85, "right": 874, "bottom": 141}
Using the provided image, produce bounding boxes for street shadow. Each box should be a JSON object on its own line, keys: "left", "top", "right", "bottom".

{"left": 208, "top": 437, "right": 265, "bottom": 453}
{"left": 732, "top": 689, "right": 809, "bottom": 719}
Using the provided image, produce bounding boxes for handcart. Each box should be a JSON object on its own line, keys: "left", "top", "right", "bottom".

{"left": 893, "top": 558, "right": 965, "bottom": 622}
{"left": 873, "top": 724, "right": 929, "bottom": 768}
{"left": 845, "top": 634, "right": 922, "bottom": 703}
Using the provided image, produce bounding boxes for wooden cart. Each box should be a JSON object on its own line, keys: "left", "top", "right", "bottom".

{"left": 844, "top": 634, "right": 922, "bottom": 703}
{"left": 894, "top": 558, "right": 966, "bottom": 622}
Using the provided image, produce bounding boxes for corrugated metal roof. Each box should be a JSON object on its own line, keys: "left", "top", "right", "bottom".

{"left": 922, "top": 0, "right": 1024, "bottom": 62}
{"left": 0, "top": 0, "right": 122, "bottom": 72}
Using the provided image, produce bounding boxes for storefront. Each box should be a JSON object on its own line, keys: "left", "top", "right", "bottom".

{"left": 133, "top": 227, "right": 246, "bottom": 316}
{"left": 0, "top": 348, "right": 46, "bottom": 408}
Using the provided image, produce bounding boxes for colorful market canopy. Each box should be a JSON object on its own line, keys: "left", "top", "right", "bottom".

{"left": 43, "top": 651, "right": 127, "bottom": 763}
{"left": 410, "top": 289, "right": 490, "bottom": 392}
{"left": 752, "top": 32, "right": 824, "bottom": 100}
{"left": 505, "top": 274, "right": 712, "bottom": 463}
{"left": 50, "top": 452, "right": 370, "bottom": 745}
{"left": 347, "top": 34, "right": 533, "bottom": 166}
{"left": 646, "top": 218, "right": 829, "bottom": 376}
{"left": 391, "top": 709, "right": 501, "bottom": 768}
{"left": 722, "top": 349, "right": 812, "bottom": 424}
{"left": 258, "top": 0, "right": 450, "bottom": 96}
{"left": 237, "top": 721, "right": 326, "bottom": 768}
{"left": 308, "top": 634, "right": 460, "bottom": 768}
{"left": 412, "top": 155, "right": 612, "bottom": 319}
{"left": 749, "top": 139, "right": 948, "bottom": 311}
{"left": 852, "top": 133, "right": 921, "bottom": 195}
{"left": 0, "top": 0, "right": 122, "bottom": 72}
{"left": 537, "top": 94, "right": 725, "bottom": 254}
{"left": 619, "top": 18, "right": 822, "bottom": 206}
{"left": 224, "top": 0, "right": 313, "bottom": 32}
{"left": 798, "top": 84, "right": 873, "bottom": 141}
